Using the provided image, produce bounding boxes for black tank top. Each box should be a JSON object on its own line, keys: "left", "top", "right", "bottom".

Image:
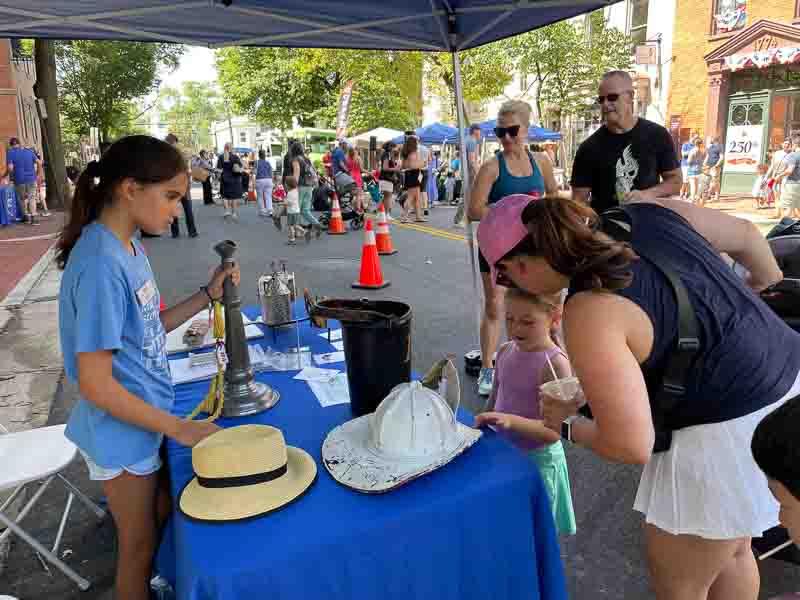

{"left": 570, "top": 204, "right": 800, "bottom": 428}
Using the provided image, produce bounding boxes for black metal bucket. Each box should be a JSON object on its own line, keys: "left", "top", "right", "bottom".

{"left": 307, "top": 298, "right": 412, "bottom": 416}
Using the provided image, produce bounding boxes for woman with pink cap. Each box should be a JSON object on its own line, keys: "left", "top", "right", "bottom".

{"left": 477, "top": 193, "right": 800, "bottom": 600}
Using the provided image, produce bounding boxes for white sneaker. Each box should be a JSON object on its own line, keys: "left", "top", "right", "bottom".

{"left": 223, "top": 210, "right": 231, "bottom": 219}
{"left": 387, "top": 215, "right": 394, "bottom": 222}
{"left": 477, "top": 367, "right": 494, "bottom": 397}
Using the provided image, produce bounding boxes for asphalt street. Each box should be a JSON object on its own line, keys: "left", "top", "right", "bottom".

{"left": 3, "top": 191, "right": 798, "bottom": 599}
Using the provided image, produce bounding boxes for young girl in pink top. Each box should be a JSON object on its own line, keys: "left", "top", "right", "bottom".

{"left": 476, "top": 288, "right": 576, "bottom": 535}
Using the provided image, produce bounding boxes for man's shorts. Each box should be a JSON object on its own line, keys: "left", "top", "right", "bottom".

{"left": 14, "top": 183, "right": 35, "bottom": 205}
{"left": 781, "top": 182, "right": 800, "bottom": 209}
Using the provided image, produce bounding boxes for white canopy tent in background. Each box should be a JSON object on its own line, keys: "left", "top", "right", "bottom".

{"left": 0, "top": 0, "right": 618, "bottom": 340}
{"left": 350, "top": 128, "right": 405, "bottom": 150}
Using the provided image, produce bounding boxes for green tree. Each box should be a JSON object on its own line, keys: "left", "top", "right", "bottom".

{"left": 159, "top": 81, "right": 222, "bottom": 151}
{"left": 56, "top": 40, "right": 183, "bottom": 142}
{"left": 425, "top": 43, "right": 514, "bottom": 122}
{"left": 216, "top": 47, "right": 423, "bottom": 134}
{"left": 512, "top": 11, "right": 632, "bottom": 121}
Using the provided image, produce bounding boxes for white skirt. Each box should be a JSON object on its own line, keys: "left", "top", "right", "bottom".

{"left": 634, "top": 370, "right": 800, "bottom": 540}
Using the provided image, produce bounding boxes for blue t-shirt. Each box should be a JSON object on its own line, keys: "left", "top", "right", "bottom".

{"left": 451, "top": 158, "right": 461, "bottom": 172}
{"left": 332, "top": 147, "right": 347, "bottom": 175}
{"left": 680, "top": 142, "right": 694, "bottom": 167}
{"left": 706, "top": 143, "right": 722, "bottom": 167}
{"left": 6, "top": 146, "right": 37, "bottom": 184}
{"left": 784, "top": 151, "right": 800, "bottom": 183}
{"left": 466, "top": 138, "right": 477, "bottom": 158}
{"left": 59, "top": 223, "right": 173, "bottom": 469}
{"left": 255, "top": 158, "right": 272, "bottom": 180}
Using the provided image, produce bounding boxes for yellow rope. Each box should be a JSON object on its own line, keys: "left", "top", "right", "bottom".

{"left": 185, "top": 301, "right": 225, "bottom": 422}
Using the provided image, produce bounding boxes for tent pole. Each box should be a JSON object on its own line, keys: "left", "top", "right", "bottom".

{"left": 452, "top": 50, "right": 481, "bottom": 349}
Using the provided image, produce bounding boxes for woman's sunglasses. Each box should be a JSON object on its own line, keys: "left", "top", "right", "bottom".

{"left": 494, "top": 125, "right": 521, "bottom": 139}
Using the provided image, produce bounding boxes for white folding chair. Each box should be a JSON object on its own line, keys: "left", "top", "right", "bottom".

{"left": 0, "top": 423, "right": 106, "bottom": 591}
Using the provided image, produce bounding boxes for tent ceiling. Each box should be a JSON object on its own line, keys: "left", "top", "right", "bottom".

{"left": 0, "top": 0, "right": 617, "bottom": 52}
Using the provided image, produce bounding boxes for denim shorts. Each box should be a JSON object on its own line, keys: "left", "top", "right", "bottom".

{"left": 79, "top": 449, "right": 162, "bottom": 481}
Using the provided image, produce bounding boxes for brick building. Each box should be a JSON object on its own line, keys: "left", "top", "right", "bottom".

{"left": 0, "top": 40, "right": 42, "bottom": 175}
{"left": 668, "top": 0, "right": 800, "bottom": 193}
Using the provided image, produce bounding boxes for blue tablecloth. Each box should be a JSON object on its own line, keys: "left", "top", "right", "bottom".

{"left": 157, "top": 304, "right": 567, "bottom": 600}
{"left": 0, "top": 185, "right": 21, "bottom": 226}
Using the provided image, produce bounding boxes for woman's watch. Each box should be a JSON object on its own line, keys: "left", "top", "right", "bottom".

{"left": 561, "top": 415, "right": 581, "bottom": 443}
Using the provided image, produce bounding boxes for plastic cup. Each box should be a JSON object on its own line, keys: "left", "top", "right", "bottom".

{"left": 539, "top": 376, "right": 582, "bottom": 404}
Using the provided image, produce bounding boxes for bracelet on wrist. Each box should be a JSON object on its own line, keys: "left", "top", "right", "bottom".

{"left": 201, "top": 286, "right": 217, "bottom": 303}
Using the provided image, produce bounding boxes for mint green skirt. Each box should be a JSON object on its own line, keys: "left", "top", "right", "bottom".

{"left": 528, "top": 441, "right": 576, "bottom": 536}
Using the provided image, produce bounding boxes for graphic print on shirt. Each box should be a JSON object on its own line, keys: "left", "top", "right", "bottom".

{"left": 615, "top": 145, "right": 639, "bottom": 204}
{"left": 140, "top": 289, "right": 168, "bottom": 375}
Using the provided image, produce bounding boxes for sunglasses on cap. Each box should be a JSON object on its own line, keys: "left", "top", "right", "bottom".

{"left": 597, "top": 91, "right": 632, "bottom": 105}
{"left": 494, "top": 125, "right": 521, "bottom": 139}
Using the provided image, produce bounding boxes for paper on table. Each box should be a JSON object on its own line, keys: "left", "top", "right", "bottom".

{"left": 318, "top": 329, "right": 343, "bottom": 341}
{"left": 166, "top": 310, "right": 262, "bottom": 354}
{"left": 308, "top": 373, "right": 350, "bottom": 407}
{"left": 314, "top": 351, "right": 345, "bottom": 365}
{"left": 332, "top": 340, "right": 344, "bottom": 351}
{"left": 294, "top": 367, "right": 340, "bottom": 382}
{"left": 170, "top": 344, "right": 268, "bottom": 385}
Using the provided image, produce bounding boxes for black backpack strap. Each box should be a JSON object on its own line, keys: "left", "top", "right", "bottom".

{"left": 601, "top": 208, "right": 701, "bottom": 453}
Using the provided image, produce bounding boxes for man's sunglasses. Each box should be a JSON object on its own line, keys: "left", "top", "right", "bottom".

{"left": 597, "top": 91, "right": 632, "bottom": 105}
{"left": 493, "top": 125, "right": 521, "bottom": 139}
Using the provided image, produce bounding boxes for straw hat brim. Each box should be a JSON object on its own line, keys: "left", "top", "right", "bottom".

{"left": 178, "top": 446, "right": 317, "bottom": 523}
{"left": 322, "top": 415, "right": 481, "bottom": 494}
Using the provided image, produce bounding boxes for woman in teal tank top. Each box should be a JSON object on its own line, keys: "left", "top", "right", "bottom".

{"left": 468, "top": 100, "right": 559, "bottom": 397}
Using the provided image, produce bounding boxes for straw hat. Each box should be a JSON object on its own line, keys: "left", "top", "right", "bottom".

{"left": 178, "top": 425, "right": 316, "bottom": 522}
{"left": 322, "top": 372, "right": 481, "bottom": 493}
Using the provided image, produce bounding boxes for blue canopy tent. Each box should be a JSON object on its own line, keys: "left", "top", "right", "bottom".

{"left": 1, "top": 0, "right": 615, "bottom": 343}
{"left": 444, "top": 119, "right": 562, "bottom": 143}
{"left": 391, "top": 122, "right": 459, "bottom": 146}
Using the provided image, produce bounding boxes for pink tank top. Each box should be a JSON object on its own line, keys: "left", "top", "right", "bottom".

{"left": 493, "top": 343, "right": 567, "bottom": 451}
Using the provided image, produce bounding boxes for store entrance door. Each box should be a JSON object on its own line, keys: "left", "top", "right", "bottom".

{"left": 721, "top": 92, "right": 768, "bottom": 195}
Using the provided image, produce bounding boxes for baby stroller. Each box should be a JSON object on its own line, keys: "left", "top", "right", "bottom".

{"left": 317, "top": 172, "right": 364, "bottom": 231}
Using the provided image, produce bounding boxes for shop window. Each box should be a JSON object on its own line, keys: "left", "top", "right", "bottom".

{"left": 239, "top": 131, "right": 247, "bottom": 143}
{"left": 629, "top": 0, "right": 648, "bottom": 48}
{"left": 711, "top": 0, "right": 746, "bottom": 37}
{"left": 730, "top": 103, "right": 763, "bottom": 126}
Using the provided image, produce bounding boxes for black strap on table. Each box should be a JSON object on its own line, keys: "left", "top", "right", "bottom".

{"left": 197, "top": 463, "right": 288, "bottom": 489}
{"left": 602, "top": 208, "right": 701, "bottom": 453}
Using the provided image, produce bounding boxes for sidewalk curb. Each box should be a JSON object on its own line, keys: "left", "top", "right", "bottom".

{"left": 0, "top": 245, "right": 56, "bottom": 309}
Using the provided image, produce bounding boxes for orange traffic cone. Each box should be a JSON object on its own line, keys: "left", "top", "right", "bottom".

{"left": 327, "top": 193, "right": 347, "bottom": 235}
{"left": 352, "top": 220, "right": 390, "bottom": 290}
{"left": 375, "top": 203, "right": 397, "bottom": 256}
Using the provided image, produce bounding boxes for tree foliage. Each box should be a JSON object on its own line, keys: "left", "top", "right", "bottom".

{"left": 425, "top": 44, "right": 514, "bottom": 122}
{"left": 512, "top": 11, "right": 632, "bottom": 120}
{"left": 159, "top": 81, "right": 222, "bottom": 151}
{"left": 216, "top": 47, "right": 422, "bottom": 134}
{"left": 56, "top": 41, "right": 183, "bottom": 142}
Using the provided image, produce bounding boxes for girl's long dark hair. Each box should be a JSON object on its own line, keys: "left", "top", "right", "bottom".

{"left": 56, "top": 135, "right": 187, "bottom": 269}
{"left": 401, "top": 136, "right": 417, "bottom": 159}
{"left": 517, "top": 196, "right": 637, "bottom": 292}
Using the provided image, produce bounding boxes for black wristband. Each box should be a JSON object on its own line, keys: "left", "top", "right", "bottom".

{"left": 201, "top": 286, "right": 216, "bottom": 303}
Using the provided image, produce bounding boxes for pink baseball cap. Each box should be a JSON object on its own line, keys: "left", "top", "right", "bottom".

{"left": 477, "top": 194, "right": 538, "bottom": 285}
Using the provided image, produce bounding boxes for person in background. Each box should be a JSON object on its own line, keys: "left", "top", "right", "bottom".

{"left": 283, "top": 175, "right": 305, "bottom": 245}
{"left": 687, "top": 138, "right": 707, "bottom": 206}
{"left": 475, "top": 287, "right": 577, "bottom": 537}
{"left": 254, "top": 149, "right": 273, "bottom": 218}
{"left": 6, "top": 137, "right": 42, "bottom": 225}
{"left": 322, "top": 145, "right": 333, "bottom": 179}
{"left": 379, "top": 141, "right": 401, "bottom": 220}
{"left": 217, "top": 142, "right": 244, "bottom": 221}
{"left": 766, "top": 139, "right": 791, "bottom": 210}
{"left": 752, "top": 396, "right": 800, "bottom": 547}
{"left": 400, "top": 135, "right": 425, "bottom": 223}
{"left": 55, "top": 135, "right": 233, "bottom": 599}
{"left": 428, "top": 150, "right": 440, "bottom": 206}
{"left": 468, "top": 99, "right": 559, "bottom": 397}
{"left": 680, "top": 134, "right": 696, "bottom": 201}
{"left": 775, "top": 134, "right": 800, "bottom": 221}
{"left": 290, "top": 141, "right": 322, "bottom": 239}
{"left": 346, "top": 146, "right": 365, "bottom": 213}
{"left": 193, "top": 150, "right": 214, "bottom": 206}
{"left": 571, "top": 71, "right": 681, "bottom": 212}
{"left": 466, "top": 123, "right": 482, "bottom": 182}
{"left": 705, "top": 135, "right": 724, "bottom": 203}
{"left": 165, "top": 133, "right": 198, "bottom": 238}
{"left": 29, "top": 145, "right": 51, "bottom": 217}
{"left": 444, "top": 170, "right": 456, "bottom": 205}
{"left": 331, "top": 140, "right": 348, "bottom": 177}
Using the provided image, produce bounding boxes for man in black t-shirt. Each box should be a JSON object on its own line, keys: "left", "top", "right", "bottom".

{"left": 571, "top": 71, "right": 681, "bottom": 214}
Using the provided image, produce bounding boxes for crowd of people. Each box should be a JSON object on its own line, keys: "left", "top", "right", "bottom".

{"left": 4, "top": 136, "right": 50, "bottom": 225}
{"left": 34, "top": 64, "right": 800, "bottom": 600}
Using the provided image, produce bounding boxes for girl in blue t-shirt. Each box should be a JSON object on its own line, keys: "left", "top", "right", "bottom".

{"left": 56, "top": 135, "right": 239, "bottom": 599}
